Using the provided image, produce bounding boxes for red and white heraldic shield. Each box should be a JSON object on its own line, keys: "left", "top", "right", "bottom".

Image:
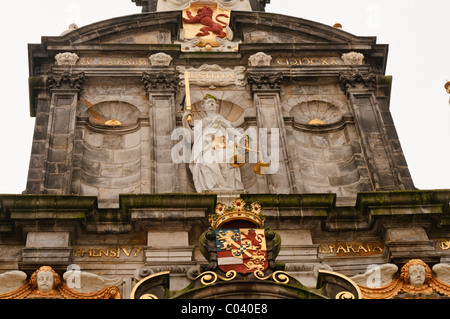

{"left": 215, "top": 228, "right": 268, "bottom": 274}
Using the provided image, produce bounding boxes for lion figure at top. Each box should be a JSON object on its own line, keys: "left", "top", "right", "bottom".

{"left": 183, "top": 6, "right": 229, "bottom": 38}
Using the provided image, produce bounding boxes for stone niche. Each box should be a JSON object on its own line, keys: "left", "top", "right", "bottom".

{"left": 286, "top": 98, "right": 372, "bottom": 205}
{"left": 79, "top": 101, "right": 142, "bottom": 208}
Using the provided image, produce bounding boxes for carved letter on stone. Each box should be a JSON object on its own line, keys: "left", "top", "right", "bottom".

{"left": 149, "top": 52, "right": 173, "bottom": 66}
{"left": 55, "top": 52, "right": 79, "bottom": 66}
{"left": 341, "top": 52, "right": 365, "bottom": 66}
{"left": 248, "top": 52, "right": 272, "bottom": 67}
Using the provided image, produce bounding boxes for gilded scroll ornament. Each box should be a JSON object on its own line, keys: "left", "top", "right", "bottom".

{"left": 352, "top": 259, "right": 450, "bottom": 299}
{"left": 195, "top": 270, "right": 237, "bottom": 286}
{"left": 336, "top": 291, "right": 356, "bottom": 299}
{"left": 0, "top": 266, "right": 121, "bottom": 299}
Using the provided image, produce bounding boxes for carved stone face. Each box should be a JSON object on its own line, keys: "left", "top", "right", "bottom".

{"left": 409, "top": 264, "right": 426, "bottom": 288}
{"left": 202, "top": 98, "right": 218, "bottom": 115}
{"left": 36, "top": 270, "right": 54, "bottom": 293}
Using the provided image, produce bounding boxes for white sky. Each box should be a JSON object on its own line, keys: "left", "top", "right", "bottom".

{"left": 0, "top": 0, "right": 449, "bottom": 194}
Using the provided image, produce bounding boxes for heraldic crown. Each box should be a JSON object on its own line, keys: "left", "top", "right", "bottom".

{"left": 209, "top": 198, "right": 265, "bottom": 229}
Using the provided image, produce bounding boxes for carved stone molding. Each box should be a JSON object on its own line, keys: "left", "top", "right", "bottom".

{"left": 248, "top": 52, "right": 272, "bottom": 67}
{"left": 341, "top": 52, "right": 365, "bottom": 66}
{"left": 0, "top": 266, "right": 121, "bottom": 299}
{"left": 149, "top": 52, "right": 173, "bottom": 66}
{"left": 55, "top": 52, "right": 79, "bottom": 66}
{"left": 142, "top": 72, "right": 179, "bottom": 92}
{"left": 339, "top": 71, "right": 376, "bottom": 93}
{"left": 247, "top": 72, "right": 283, "bottom": 94}
{"left": 47, "top": 72, "right": 85, "bottom": 92}
{"left": 351, "top": 259, "right": 450, "bottom": 299}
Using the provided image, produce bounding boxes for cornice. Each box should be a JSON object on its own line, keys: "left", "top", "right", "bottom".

{"left": 1, "top": 190, "right": 449, "bottom": 234}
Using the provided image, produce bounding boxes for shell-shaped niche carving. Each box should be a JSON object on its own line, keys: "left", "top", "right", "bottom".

{"left": 290, "top": 100, "right": 342, "bottom": 126}
{"left": 85, "top": 101, "right": 140, "bottom": 128}
{"left": 191, "top": 99, "right": 244, "bottom": 125}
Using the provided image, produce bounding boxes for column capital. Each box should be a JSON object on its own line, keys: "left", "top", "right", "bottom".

{"left": 142, "top": 72, "right": 179, "bottom": 93}
{"left": 339, "top": 70, "right": 376, "bottom": 94}
{"left": 247, "top": 72, "right": 283, "bottom": 95}
{"left": 47, "top": 72, "right": 85, "bottom": 92}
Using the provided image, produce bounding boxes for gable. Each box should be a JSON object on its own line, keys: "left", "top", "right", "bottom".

{"left": 38, "top": 10, "right": 379, "bottom": 48}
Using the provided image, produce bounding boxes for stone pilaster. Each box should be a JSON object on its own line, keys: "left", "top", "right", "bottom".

{"left": 339, "top": 70, "right": 405, "bottom": 191}
{"left": 142, "top": 72, "right": 179, "bottom": 193}
{"left": 45, "top": 72, "right": 85, "bottom": 194}
{"left": 25, "top": 72, "right": 85, "bottom": 195}
{"left": 248, "top": 72, "right": 297, "bottom": 194}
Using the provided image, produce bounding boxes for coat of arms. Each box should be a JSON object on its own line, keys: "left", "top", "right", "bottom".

{"left": 179, "top": 2, "right": 240, "bottom": 51}
{"left": 215, "top": 228, "right": 268, "bottom": 274}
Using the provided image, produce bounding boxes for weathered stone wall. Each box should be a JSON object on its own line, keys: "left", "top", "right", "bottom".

{"left": 1, "top": 191, "right": 450, "bottom": 298}
{"left": 11, "top": 9, "right": 426, "bottom": 299}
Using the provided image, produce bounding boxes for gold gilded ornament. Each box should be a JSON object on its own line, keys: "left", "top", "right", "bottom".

{"left": 209, "top": 198, "right": 265, "bottom": 229}
{"left": 0, "top": 266, "right": 121, "bottom": 299}
{"left": 357, "top": 259, "right": 450, "bottom": 299}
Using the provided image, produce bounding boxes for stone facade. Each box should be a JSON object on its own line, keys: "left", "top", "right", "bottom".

{"left": 24, "top": 10, "right": 414, "bottom": 204}
{"left": 1, "top": 2, "right": 447, "bottom": 300}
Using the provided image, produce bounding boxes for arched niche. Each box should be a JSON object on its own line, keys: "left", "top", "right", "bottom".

{"left": 84, "top": 100, "right": 141, "bottom": 133}
{"left": 80, "top": 101, "right": 143, "bottom": 208}
{"left": 290, "top": 100, "right": 343, "bottom": 127}
{"left": 287, "top": 100, "right": 372, "bottom": 204}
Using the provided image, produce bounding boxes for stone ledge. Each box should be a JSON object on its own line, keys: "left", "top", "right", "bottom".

{"left": 1, "top": 191, "right": 449, "bottom": 233}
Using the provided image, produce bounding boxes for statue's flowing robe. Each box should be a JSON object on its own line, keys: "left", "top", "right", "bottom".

{"left": 190, "top": 114, "right": 243, "bottom": 192}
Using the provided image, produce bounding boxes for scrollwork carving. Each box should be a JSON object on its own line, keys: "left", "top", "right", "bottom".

{"left": 142, "top": 72, "right": 179, "bottom": 91}
{"left": 0, "top": 266, "right": 121, "bottom": 299}
{"left": 55, "top": 52, "right": 79, "bottom": 66}
{"left": 248, "top": 52, "right": 272, "bottom": 67}
{"left": 339, "top": 71, "right": 376, "bottom": 93}
{"left": 47, "top": 72, "right": 85, "bottom": 92}
{"left": 247, "top": 73, "right": 283, "bottom": 94}
{"left": 341, "top": 52, "right": 365, "bottom": 66}
{"left": 351, "top": 259, "right": 450, "bottom": 299}
{"left": 149, "top": 52, "right": 173, "bottom": 66}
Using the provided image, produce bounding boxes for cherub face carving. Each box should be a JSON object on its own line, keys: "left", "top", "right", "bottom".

{"left": 408, "top": 264, "right": 426, "bottom": 288}
{"left": 36, "top": 270, "right": 54, "bottom": 293}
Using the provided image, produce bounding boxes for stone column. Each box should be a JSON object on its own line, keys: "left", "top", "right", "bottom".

{"left": 142, "top": 72, "right": 179, "bottom": 193}
{"left": 41, "top": 72, "right": 85, "bottom": 195}
{"left": 339, "top": 70, "right": 404, "bottom": 191}
{"left": 248, "top": 72, "right": 297, "bottom": 194}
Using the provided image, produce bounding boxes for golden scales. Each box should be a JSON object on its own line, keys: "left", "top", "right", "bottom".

{"left": 183, "top": 71, "right": 270, "bottom": 175}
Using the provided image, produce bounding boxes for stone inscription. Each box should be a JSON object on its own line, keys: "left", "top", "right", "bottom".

{"left": 79, "top": 57, "right": 149, "bottom": 66}
{"left": 177, "top": 64, "right": 246, "bottom": 87}
{"left": 73, "top": 246, "right": 143, "bottom": 258}
{"left": 319, "top": 242, "right": 384, "bottom": 256}
{"left": 274, "top": 57, "right": 343, "bottom": 66}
